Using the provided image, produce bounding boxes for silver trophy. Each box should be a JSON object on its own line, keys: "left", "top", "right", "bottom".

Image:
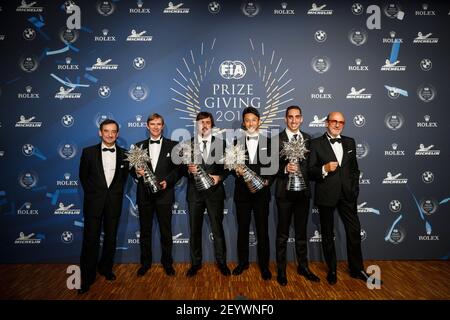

{"left": 224, "top": 144, "right": 265, "bottom": 193}
{"left": 280, "top": 138, "right": 309, "bottom": 191}
{"left": 178, "top": 141, "right": 215, "bottom": 191}
{"left": 125, "top": 144, "right": 162, "bottom": 193}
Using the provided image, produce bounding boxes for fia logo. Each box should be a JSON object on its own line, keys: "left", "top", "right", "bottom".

{"left": 219, "top": 61, "right": 246, "bottom": 80}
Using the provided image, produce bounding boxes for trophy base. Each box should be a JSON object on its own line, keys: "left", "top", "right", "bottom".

{"left": 242, "top": 167, "right": 265, "bottom": 193}
{"left": 286, "top": 174, "right": 307, "bottom": 192}
{"left": 193, "top": 168, "right": 215, "bottom": 191}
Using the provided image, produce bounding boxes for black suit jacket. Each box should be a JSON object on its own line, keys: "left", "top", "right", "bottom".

{"left": 130, "top": 137, "right": 180, "bottom": 205}
{"left": 233, "top": 134, "right": 275, "bottom": 202}
{"left": 184, "top": 136, "right": 227, "bottom": 202}
{"left": 308, "top": 134, "right": 360, "bottom": 207}
{"left": 79, "top": 143, "right": 129, "bottom": 218}
{"left": 274, "top": 130, "right": 311, "bottom": 199}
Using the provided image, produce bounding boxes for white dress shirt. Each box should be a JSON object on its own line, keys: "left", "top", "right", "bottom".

{"left": 101, "top": 142, "right": 116, "bottom": 187}
{"left": 322, "top": 133, "right": 343, "bottom": 177}
{"left": 285, "top": 128, "right": 303, "bottom": 142}
{"left": 245, "top": 133, "right": 259, "bottom": 164}
{"left": 149, "top": 136, "right": 162, "bottom": 171}
{"left": 328, "top": 134, "right": 343, "bottom": 165}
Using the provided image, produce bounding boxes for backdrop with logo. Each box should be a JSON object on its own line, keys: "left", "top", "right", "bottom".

{"left": 0, "top": 0, "right": 448, "bottom": 264}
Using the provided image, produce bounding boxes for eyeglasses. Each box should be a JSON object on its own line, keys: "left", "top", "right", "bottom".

{"left": 327, "top": 119, "right": 345, "bottom": 126}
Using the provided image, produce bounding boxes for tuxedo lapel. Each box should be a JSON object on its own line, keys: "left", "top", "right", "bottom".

{"left": 110, "top": 146, "right": 123, "bottom": 187}
{"left": 240, "top": 136, "right": 250, "bottom": 165}
{"left": 96, "top": 144, "right": 108, "bottom": 188}
{"left": 154, "top": 137, "right": 167, "bottom": 172}
{"left": 278, "top": 131, "right": 288, "bottom": 163}
{"left": 340, "top": 137, "right": 351, "bottom": 166}
{"left": 142, "top": 139, "right": 155, "bottom": 172}
{"left": 321, "top": 134, "right": 338, "bottom": 162}
{"left": 206, "top": 136, "right": 214, "bottom": 165}
{"left": 155, "top": 137, "right": 168, "bottom": 172}
{"left": 280, "top": 130, "right": 288, "bottom": 144}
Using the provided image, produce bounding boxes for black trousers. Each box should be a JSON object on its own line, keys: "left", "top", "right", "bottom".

{"left": 275, "top": 191, "right": 310, "bottom": 270}
{"left": 188, "top": 198, "right": 226, "bottom": 266}
{"left": 318, "top": 197, "right": 364, "bottom": 273}
{"left": 235, "top": 196, "right": 270, "bottom": 269}
{"left": 80, "top": 203, "right": 120, "bottom": 285}
{"left": 138, "top": 201, "right": 173, "bottom": 267}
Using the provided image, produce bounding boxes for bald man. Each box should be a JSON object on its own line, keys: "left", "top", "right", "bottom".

{"left": 308, "top": 112, "right": 370, "bottom": 285}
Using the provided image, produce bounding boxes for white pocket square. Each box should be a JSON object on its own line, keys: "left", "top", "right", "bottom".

{"left": 120, "top": 164, "right": 125, "bottom": 168}
{"left": 261, "top": 147, "right": 267, "bottom": 150}
{"left": 348, "top": 150, "right": 353, "bottom": 153}
{"left": 166, "top": 153, "right": 170, "bottom": 157}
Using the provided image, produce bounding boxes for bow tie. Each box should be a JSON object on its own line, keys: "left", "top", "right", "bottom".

{"left": 329, "top": 138, "right": 342, "bottom": 144}
{"left": 247, "top": 136, "right": 258, "bottom": 141}
{"left": 102, "top": 147, "right": 115, "bottom": 152}
{"left": 150, "top": 139, "right": 161, "bottom": 144}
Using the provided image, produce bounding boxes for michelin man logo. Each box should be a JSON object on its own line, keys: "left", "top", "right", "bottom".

{"left": 219, "top": 60, "right": 246, "bottom": 80}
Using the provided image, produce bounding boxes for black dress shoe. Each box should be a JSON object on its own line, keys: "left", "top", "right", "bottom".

{"left": 276, "top": 270, "right": 287, "bottom": 286}
{"left": 77, "top": 285, "right": 90, "bottom": 294}
{"left": 98, "top": 270, "right": 116, "bottom": 281}
{"left": 137, "top": 265, "right": 150, "bottom": 277}
{"left": 217, "top": 263, "right": 231, "bottom": 276}
{"left": 326, "top": 271, "right": 337, "bottom": 285}
{"left": 163, "top": 265, "right": 176, "bottom": 276}
{"left": 350, "top": 270, "right": 383, "bottom": 285}
{"left": 260, "top": 268, "right": 272, "bottom": 281}
{"left": 297, "top": 266, "right": 320, "bottom": 282}
{"left": 186, "top": 265, "right": 201, "bottom": 277}
{"left": 232, "top": 263, "right": 249, "bottom": 276}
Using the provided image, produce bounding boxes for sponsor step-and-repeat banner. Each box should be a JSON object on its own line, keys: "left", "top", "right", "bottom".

{"left": 0, "top": 0, "right": 449, "bottom": 263}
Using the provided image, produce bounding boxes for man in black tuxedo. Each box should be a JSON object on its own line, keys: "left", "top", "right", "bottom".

{"left": 232, "top": 107, "right": 276, "bottom": 281}
{"left": 274, "top": 106, "right": 320, "bottom": 286}
{"left": 78, "top": 119, "right": 129, "bottom": 294}
{"left": 308, "top": 112, "right": 370, "bottom": 285}
{"left": 131, "top": 114, "right": 180, "bottom": 277}
{"left": 184, "top": 112, "right": 231, "bottom": 277}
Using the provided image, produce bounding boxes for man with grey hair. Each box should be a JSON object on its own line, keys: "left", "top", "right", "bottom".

{"left": 308, "top": 112, "right": 372, "bottom": 285}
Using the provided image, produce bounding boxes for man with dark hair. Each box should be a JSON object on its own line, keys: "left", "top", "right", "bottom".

{"left": 132, "top": 113, "right": 180, "bottom": 277}
{"left": 274, "top": 106, "right": 320, "bottom": 286}
{"left": 308, "top": 111, "right": 372, "bottom": 285}
{"left": 78, "top": 119, "right": 129, "bottom": 294}
{"left": 184, "top": 112, "right": 231, "bottom": 277}
{"left": 232, "top": 106, "right": 275, "bottom": 281}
